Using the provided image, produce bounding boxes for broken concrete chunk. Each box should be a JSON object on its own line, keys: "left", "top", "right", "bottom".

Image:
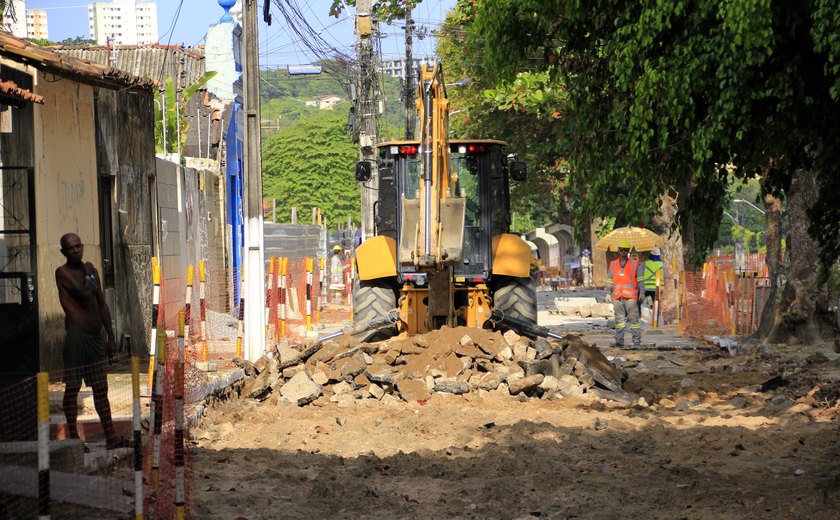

{"left": 253, "top": 355, "right": 271, "bottom": 374}
{"left": 396, "top": 379, "right": 432, "bottom": 402}
{"left": 496, "top": 346, "right": 514, "bottom": 363}
{"left": 434, "top": 379, "right": 469, "bottom": 395}
{"left": 279, "top": 372, "right": 321, "bottom": 406}
{"left": 282, "top": 364, "right": 306, "bottom": 379}
{"left": 508, "top": 374, "right": 544, "bottom": 395}
{"left": 503, "top": 330, "right": 521, "bottom": 348}
{"left": 278, "top": 346, "right": 301, "bottom": 366}
{"left": 365, "top": 364, "right": 396, "bottom": 385}
{"left": 459, "top": 334, "right": 474, "bottom": 347}
{"left": 539, "top": 375, "right": 560, "bottom": 393}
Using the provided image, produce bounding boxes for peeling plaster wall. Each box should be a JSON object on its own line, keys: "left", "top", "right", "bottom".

{"left": 33, "top": 75, "right": 100, "bottom": 371}
{"left": 94, "top": 87, "right": 154, "bottom": 355}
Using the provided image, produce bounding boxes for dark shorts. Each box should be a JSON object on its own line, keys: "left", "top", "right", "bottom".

{"left": 63, "top": 329, "right": 106, "bottom": 384}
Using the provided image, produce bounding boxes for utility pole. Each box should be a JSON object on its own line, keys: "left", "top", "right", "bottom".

{"left": 404, "top": 8, "right": 415, "bottom": 139}
{"left": 242, "top": 0, "right": 266, "bottom": 361}
{"left": 356, "top": 0, "right": 378, "bottom": 239}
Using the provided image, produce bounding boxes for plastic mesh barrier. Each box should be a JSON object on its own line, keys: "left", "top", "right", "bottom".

{"left": 0, "top": 363, "right": 137, "bottom": 518}
{"left": 678, "top": 261, "right": 770, "bottom": 338}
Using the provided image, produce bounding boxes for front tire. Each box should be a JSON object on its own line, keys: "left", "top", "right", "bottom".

{"left": 492, "top": 275, "right": 538, "bottom": 324}
{"left": 353, "top": 278, "right": 398, "bottom": 341}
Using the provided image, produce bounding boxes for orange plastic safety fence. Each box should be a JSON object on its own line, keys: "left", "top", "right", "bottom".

{"left": 679, "top": 262, "right": 771, "bottom": 338}
{"left": 264, "top": 256, "right": 323, "bottom": 340}
{"left": 0, "top": 364, "right": 138, "bottom": 518}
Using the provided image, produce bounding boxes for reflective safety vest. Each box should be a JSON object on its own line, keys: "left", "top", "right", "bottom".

{"left": 642, "top": 260, "right": 663, "bottom": 291}
{"left": 608, "top": 258, "right": 640, "bottom": 299}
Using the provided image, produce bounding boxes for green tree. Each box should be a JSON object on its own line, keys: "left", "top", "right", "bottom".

{"left": 470, "top": 0, "right": 840, "bottom": 343}
{"left": 435, "top": 2, "right": 572, "bottom": 233}
{"left": 57, "top": 36, "right": 96, "bottom": 46}
{"left": 154, "top": 72, "right": 217, "bottom": 154}
{"left": 25, "top": 38, "right": 55, "bottom": 46}
{"left": 262, "top": 105, "right": 361, "bottom": 229}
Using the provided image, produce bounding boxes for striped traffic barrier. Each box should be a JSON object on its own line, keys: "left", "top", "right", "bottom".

{"left": 174, "top": 311, "right": 186, "bottom": 519}
{"left": 279, "top": 257, "right": 287, "bottom": 338}
{"left": 147, "top": 259, "right": 160, "bottom": 394}
{"left": 305, "top": 257, "right": 313, "bottom": 332}
{"left": 37, "top": 372, "right": 49, "bottom": 520}
{"left": 199, "top": 260, "right": 207, "bottom": 362}
{"left": 131, "top": 352, "right": 144, "bottom": 520}
{"left": 150, "top": 327, "right": 166, "bottom": 490}
{"left": 265, "top": 257, "right": 275, "bottom": 341}
{"left": 184, "top": 264, "right": 194, "bottom": 359}
{"left": 235, "top": 265, "right": 245, "bottom": 358}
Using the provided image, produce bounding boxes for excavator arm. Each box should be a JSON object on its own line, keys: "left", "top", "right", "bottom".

{"left": 398, "top": 63, "right": 466, "bottom": 270}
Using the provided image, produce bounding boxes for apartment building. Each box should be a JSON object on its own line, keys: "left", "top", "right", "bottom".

{"left": 1, "top": 0, "right": 27, "bottom": 38}
{"left": 379, "top": 56, "right": 435, "bottom": 79}
{"left": 26, "top": 8, "right": 48, "bottom": 40}
{"left": 88, "top": 0, "right": 158, "bottom": 45}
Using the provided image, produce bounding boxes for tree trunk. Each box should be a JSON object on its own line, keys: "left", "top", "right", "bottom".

{"left": 755, "top": 172, "right": 783, "bottom": 339}
{"left": 652, "top": 191, "right": 684, "bottom": 315}
{"left": 763, "top": 168, "right": 821, "bottom": 345}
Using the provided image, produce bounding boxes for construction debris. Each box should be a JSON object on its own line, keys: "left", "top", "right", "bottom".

{"left": 233, "top": 326, "right": 631, "bottom": 406}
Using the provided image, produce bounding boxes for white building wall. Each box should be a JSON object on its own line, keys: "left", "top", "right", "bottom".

{"left": 88, "top": 0, "right": 157, "bottom": 45}
{"left": 2, "top": 0, "right": 27, "bottom": 38}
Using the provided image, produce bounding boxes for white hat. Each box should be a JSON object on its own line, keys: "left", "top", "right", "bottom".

{"left": 651, "top": 247, "right": 661, "bottom": 256}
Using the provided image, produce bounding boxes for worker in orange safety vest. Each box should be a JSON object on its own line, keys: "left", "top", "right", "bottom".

{"left": 605, "top": 239, "right": 645, "bottom": 347}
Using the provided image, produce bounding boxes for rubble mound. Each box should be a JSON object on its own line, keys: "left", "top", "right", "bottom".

{"left": 234, "top": 326, "right": 630, "bottom": 407}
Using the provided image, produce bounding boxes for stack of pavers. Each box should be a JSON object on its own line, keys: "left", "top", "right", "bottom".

{"left": 235, "top": 326, "right": 631, "bottom": 406}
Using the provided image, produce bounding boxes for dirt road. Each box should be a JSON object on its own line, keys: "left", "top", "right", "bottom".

{"left": 191, "top": 310, "right": 840, "bottom": 519}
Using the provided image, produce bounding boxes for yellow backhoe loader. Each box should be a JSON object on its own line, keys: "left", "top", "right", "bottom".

{"left": 353, "top": 62, "right": 536, "bottom": 337}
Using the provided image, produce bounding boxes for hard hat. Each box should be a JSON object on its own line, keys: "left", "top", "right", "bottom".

{"left": 332, "top": 245, "right": 341, "bottom": 252}
{"left": 583, "top": 249, "right": 590, "bottom": 255}
{"left": 617, "top": 239, "right": 632, "bottom": 249}
{"left": 651, "top": 247, "right": 661, "bottom": 256}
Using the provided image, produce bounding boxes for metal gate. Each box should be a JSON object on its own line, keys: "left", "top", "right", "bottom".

{"left": 0, "top": 166, "right": 38, "bottom": 379}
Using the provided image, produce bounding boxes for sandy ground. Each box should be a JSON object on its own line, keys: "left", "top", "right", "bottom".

{"left": 191, "top": 299, "right": 840, "bottom": 519}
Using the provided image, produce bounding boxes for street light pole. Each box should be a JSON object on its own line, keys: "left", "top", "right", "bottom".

{"left": 242, "top": 0, "right": 266, "bottom": 361}
{"left": 733, "top": 198, "right": 766, "bottom": 215}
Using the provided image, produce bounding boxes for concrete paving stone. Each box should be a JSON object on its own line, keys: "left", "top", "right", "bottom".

{"left": 310, "top": 370, "right": 329, "bottom": 386}
{"left": 458, "top": 368, "right": 472, "bottom": 383}
{"left": 332, "top": 381, "right": 352, "bottom": 395}
{"left": 336, "top": 393, "right": 356, "bottom": 408}
{"left": 558, "top": 383, "right": 584, "bottom": 397}
{"left": 368, "top": 384, "right": 385, "bottom": 400}
{"left": 253, "top": 355, "right": 271, "bottom": 374}
{"left": 353, "top": 373, "right": 371, "bottom": 390}
{"left": 424, "top": 375, "right": 435, "bottom": 391}
{"left": 382, "top": 349, "right": 400, "bottom": 365}
{"left": 282, "top": 364, "right": 305, "bottom": 379}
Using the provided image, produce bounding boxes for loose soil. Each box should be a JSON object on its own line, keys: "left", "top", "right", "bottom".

{"left": 192, "top": 318, "right": 840, "bottom": 519}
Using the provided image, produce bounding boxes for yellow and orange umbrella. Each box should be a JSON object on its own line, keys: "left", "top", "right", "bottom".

{"left": 595, "top": 226, "right": 664, "bottom": 252}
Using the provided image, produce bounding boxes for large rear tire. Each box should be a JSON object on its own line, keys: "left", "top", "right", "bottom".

{"left": 492, "top": 275, "right": 538, "bottom": 325}
{"left": 353, "top": 278, "right": 398, "bottom": 341}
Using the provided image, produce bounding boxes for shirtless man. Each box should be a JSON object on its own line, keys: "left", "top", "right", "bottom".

{"left": 55, "top": 233, "right": 123, "bottom": 449}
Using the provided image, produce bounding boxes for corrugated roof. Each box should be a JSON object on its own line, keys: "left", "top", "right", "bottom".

{"left": 0, "top": 79, "right": 44, "bottom": 106}
{"left": 54, "top": 44, "right": 206, "bottom": 87}
{"left": 0, "top": 32, "right": 155, "bottom": 92}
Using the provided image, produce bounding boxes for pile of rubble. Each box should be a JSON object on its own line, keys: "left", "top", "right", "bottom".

{"left": 234, "top": 326, "right": 631, "bottom": 407}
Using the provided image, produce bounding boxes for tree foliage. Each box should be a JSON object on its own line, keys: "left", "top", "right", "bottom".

{"left": 435, "top": 2, "right": 572, "bottom": 233}
{"left": 24, "top": 37, "right": 54, "bottom": 46}
{"left": 154, "top": 72, "right": 217, "bottom": 154}
{"left": 469, "top": 0, "right": 840, "bottom": 268}
{"left": 262, "top": 106, "right": 361, "bottom": 229}
{"left": 57, "top": 36, "right": 96, "bottom": 46}
{"left": 329, "top": 0, "right": 421, "bottom": 21}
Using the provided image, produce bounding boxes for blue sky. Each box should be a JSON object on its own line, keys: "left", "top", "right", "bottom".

{"left": 28, "top": 0, "right": 456, "bottom": 69}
